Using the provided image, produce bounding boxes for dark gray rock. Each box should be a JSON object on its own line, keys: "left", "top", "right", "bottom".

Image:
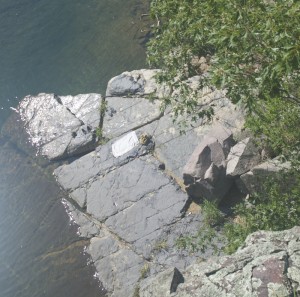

{"left": 54, "top": 133, "right": 154, "bottom": 192}
{"left": 55, "top": 140, "right": 202, "bottom": 295}
{"left": 16, "top": 93, "right": 102, "bottom": 160}
{"left": 226, "top": 137, "right": 261, "bottom": 177}
{"left": 105, "top": 181, "right": 187, "bottom": 257}
{"left": 143, "top": 99, "right": 243, "bottom": 184}
{"left": 50, "top": 70, "right": 247, "bottom": 297}
{"left": 62, "top": 199, "right": 100, "bottom": 239}
{"left": 139, "top": 227, "right": 300, "bottom": 297}
{"left": 86, "top": 157, "right": 171, "bottom": 222}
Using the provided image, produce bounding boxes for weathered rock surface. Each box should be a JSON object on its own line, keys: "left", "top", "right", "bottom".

{"left": 140, "top": 267, "right": 185, "bottom": 297}
{"left": 139, "top": 227, "right": 300, "bottom": 297}
{"left": 49, "top": 69, "right": 247, "bottom": 296}
{"left": 226, "top": 137, "right": 261, "bottom": 177}
{"left": 238, "top": 158, "right": 291, "bottom": 194}
{"left": 88, "top": 234, "right": 144, "bottom": 297}
{"left": 16, "top": 93, "right": 102, "bottom": 160}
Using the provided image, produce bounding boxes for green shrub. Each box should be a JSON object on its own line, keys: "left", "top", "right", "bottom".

{"left": 246, "top": 97, "right": 300, "bottom": 161}
{"left": 202, "top": 200, "right": 224, "bottom": 227}
{"left": 224, "top": 170, "right": 300, "bottom": 253}
{"left": 148, "top": 0, "right": 300, "bottom": 114}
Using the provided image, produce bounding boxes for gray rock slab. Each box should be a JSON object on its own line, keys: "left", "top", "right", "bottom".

{"left": 88, "top": 235, "right": 145, "bottom": 297}
{"left": 140, "top": 268, "right": 184, "bottom": 297}
{"left": 54, "top": 134, "right": 154, "bottom": 191}
{"left": 60, "top": 93, "right": 102, "bottom": 127}
{"left": 139, "top": 103, "right": 243, "bottom": 184}
{"left": 16, "top": 93, "right": 102, "bottom": 160}
{"left": 103, "top": 96, "right": 162, "bottom": 139}
{"left": 226, "top": 137, "right": 261, "bottom": 177}
{"left": 105, "top": 182, "right": 187, "bottom": 256}
{"left": 86, "top": 157, "right": 171, "bottom": 222}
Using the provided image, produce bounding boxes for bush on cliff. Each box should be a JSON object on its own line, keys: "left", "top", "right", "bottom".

{"left": 147, "top": 0, "right": 300, "bottom": 252}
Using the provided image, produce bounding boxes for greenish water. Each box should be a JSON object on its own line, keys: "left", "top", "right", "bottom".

{"left": 0, "top": 0, "right": 149, "bottom": 126}
{"left": 0, "top": 0, "right": 149, "bottom": 296}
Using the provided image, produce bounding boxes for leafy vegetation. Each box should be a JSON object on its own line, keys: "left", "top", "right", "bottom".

{"left": 224, "top": 171, "right": 300, "bottom": 253}
{"left": 246, "top": 97, "right": 300, "bottom": 163}
{"left": 148, "top": 0, "right": 300, "bottom": 253}
{"left": 148, "top": 0, "right": 300, "bottom": 112}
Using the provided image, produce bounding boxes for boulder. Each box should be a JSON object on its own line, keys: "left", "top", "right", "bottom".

{"left": 226, "top": 137, "right": 261, "bottom": 177}
{"left": 106, "top": 69, "right": 169, "bottom": 98}
{"left": 182, "top": 126, "right": 235, "bottom": 201}
{"left": 16, "top": 93, "right": 102, "bottom": 160}
{"left": 139, "top": 227, "right": 300, "bottom": 297}
{"left": 237, "top": 158, "right": 291, "bottom": 194}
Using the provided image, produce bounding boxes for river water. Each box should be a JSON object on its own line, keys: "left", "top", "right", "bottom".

{"left": 0, "top": 0, "right": 148, "bottom": 296}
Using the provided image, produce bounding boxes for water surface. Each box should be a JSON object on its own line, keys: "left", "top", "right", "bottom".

{"left": 0, "top": 0, "right": 149, "bottom": 296}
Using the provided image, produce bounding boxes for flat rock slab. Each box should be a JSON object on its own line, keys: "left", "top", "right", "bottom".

{"left": 86, "top": 157, "right": 172, "bottom": 221}
{"left": 105, "top": 181, "right": 187, "bottom": 256}
{"left": 88, "top": 233, "right": 145, "bottom": 297}
{"left": 54, "top": 134, "right": 154, "bottom": 194}
{"left": 103, "top": 96, "right": 162, "bottom": 139}
{"left": 16, "top": 93, "right": 102, "bottom": 160}
{"left": 127, "top": 95, "right": 244, "bottom": 184}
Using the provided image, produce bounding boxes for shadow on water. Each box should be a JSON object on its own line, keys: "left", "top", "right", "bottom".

{"left": 0, "top": 0, "right": 150, "bottom": 295}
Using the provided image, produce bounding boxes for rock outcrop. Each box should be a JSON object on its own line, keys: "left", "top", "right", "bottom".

{"left": 16, "top": 93, "right": 102, "bottom": 160}
{"left": 18, "top": 69, "right": 294, "bottom": 297}
{"left": 52, "top": 70, "right": 245, "bottom": 296}
{"left": 106, "top": 69, "right": 169, "bottom": 98}
{"left": 139, "top": 227, "right": 300, "bottom": 297}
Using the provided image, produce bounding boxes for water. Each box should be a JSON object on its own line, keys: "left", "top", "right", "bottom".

{"left": 0, "top": 0, "right": 149, "bottom": 296}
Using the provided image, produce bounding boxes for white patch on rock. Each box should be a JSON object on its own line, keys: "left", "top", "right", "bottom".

{"left": 112, "top": 131, "right": 139, "bottom": 157}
